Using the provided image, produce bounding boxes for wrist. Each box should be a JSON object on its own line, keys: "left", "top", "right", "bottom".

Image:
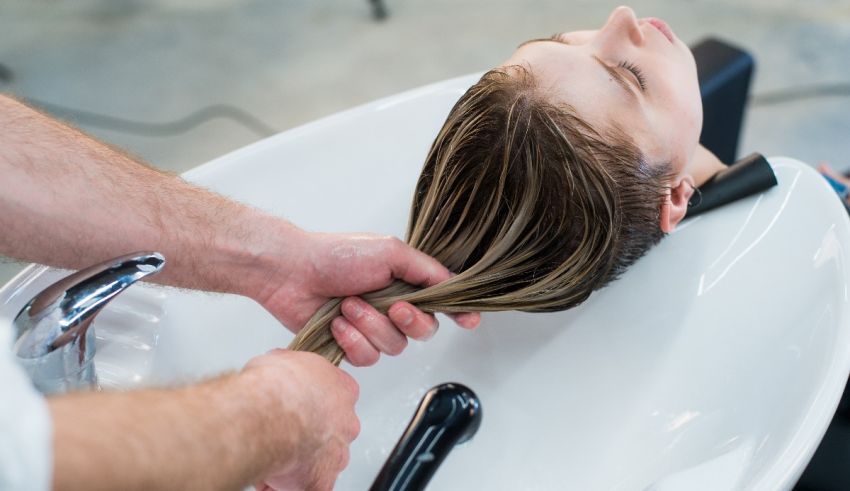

{"left": 190, "top": 370, "right": 297, "bottom": 485}
{"left": 240, "top": 219, "right": 319, "bottom": 308}
{"left": 203, "top": 206, "right": 308, "bottom": 301}
{"left": 234, "top": 366, "right": 303, "bottom": 475}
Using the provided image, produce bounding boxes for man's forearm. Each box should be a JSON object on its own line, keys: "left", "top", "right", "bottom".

{"left": 0, "top": 95, "right": 294, "bottom": 296}
{"left": 49, "top": 372, "right": 289, "bottom": 491}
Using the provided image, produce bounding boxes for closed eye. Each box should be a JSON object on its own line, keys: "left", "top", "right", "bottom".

{"left": 617, "top": 61, "right": 647, "bottom": 91}
{"left": 549, "top": 33, "right": 571, "bottom": 44}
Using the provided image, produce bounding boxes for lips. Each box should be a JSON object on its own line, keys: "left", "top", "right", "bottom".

{"left": 643, "top": 17, "right": 675, "bottom": 44}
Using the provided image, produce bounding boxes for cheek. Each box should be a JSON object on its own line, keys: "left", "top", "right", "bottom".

{"left": 657, "top": 68, "right": 702, "bottom": 151}
{"left": 643, "top": 101, "right": 698, "bottom": 171}
{"left": 668, "top": 104, "right": 701, "bottom": 169}
{"left": 668, "top": 53, "right": 703, "bottom": 133}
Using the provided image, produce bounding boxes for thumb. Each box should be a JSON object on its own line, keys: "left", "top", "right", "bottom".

{"left": 386, "top": 240, "right": 452, "bottom": 288}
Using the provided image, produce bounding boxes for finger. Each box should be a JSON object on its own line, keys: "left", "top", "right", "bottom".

{"left": 388, "top": 301, "right": 439, "bottom": 341}
{"left": 387, "top": 238, "right": 452, "bottom": 288}
{"left": 449, "top": 312, "right": 481, "bottom": 329}
{"left": 331, "top": 316, "right": 380, "bottom": 367}
{"left": 341, "top": 297, "right": 408, "bottom": 356}
{"left": 336, "top": 368, "right": 360, "bottom": 402}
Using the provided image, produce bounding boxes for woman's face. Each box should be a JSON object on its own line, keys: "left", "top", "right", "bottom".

{"left": 502, "top": 6, "right": 702, "bottom": 175}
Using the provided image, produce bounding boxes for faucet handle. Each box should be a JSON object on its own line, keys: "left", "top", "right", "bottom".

{"left": 370, "top": 383, "right": 482, "bottom": 491}
{"left": 13, "top": 252, "right": 165, "bottom": 394}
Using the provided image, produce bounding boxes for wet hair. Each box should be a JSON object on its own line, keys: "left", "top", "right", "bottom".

{"left": 289, "top": 67, "right": 673, "bottom": 365}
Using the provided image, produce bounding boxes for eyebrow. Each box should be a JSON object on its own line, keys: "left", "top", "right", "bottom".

{"left": 516, "top": 34, "right": 564, "bottom": 49}
{"left": 516, "top": 36, "right": 640, "bottom": 101}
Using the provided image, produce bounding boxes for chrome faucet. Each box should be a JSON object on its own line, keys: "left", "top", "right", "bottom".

{"left": 12, "top": 252, "right": 165, "bottom": 395}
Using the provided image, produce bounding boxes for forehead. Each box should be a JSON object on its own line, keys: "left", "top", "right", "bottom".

{"left": 500, "top": 41, "right": 646, "bottom": 140}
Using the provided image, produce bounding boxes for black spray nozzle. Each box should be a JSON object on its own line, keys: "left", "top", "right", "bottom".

{"left": 687, "top": 152, "right": 778, "bottom": 219}
{"left": 370, "top": 382, "right": 482, "bottom": 491}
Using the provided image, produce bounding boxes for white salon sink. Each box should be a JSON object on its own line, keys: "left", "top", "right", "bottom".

{"left": 3, "top": 74, "right": 850, "bottom": 490}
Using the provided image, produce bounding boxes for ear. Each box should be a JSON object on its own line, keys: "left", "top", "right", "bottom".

{"left": 659, "top": 175, "right": 696, "bottom": 233}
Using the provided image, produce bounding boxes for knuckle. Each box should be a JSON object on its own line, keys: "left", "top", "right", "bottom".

{"left": 331, "top": 318, "right": 353, "bottom": 347}
{"left": 340, "top": 371, "right": 360, "bottom": 400}
{"left": 359, "top": 304, "right": 379, "bottom": 325}
{"left": 344, "top": 298, "right": 381, "bottom": 329}
{"left": 350, "top": 417, "right": 361, "bottom": 441}
{"left": 405, "top": 311, "right": 437, "bottom": 341}
{"left": 294, "top": 350, "right": 325, "bottom": 367}
{"left": 385, "top": 236, "right": 407, "bottom": 257}
{"left": 340, "top": 298, "right": 362, "bottom": 322}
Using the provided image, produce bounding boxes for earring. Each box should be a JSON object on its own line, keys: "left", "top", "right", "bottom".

{"left": 688, "top": 185, "right": 703, "bottom": 207}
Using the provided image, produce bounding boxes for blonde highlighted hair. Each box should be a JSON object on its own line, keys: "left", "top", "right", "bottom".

{"left": 290, "top": 67, "right": 672, "bottom": 365}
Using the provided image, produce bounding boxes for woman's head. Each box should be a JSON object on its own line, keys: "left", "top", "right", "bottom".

{"left": 507, "top": 6, "right": 702, "bottom": 177}
{"left": 406, "top": 69, "right": 671, "bottom": 312}
{"left": 289, "top": 7, "right": 703, "bottom": 364}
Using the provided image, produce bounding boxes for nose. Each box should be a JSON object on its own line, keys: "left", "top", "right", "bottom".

{"left": 596, "top": 6, "right": 644, "bottom": 47}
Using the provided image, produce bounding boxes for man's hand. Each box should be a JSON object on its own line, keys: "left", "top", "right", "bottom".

{"left": 49, "top": 349, "right": 360, "bottom": 491}
{"left": 242, "top": 349, "right": 360, "bottom": 491}
{"left": 254, "top": 231, "right": 480, "bottom": 366}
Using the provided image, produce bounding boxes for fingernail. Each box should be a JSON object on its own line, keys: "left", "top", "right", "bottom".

{"left": 394, "top": 306, "right": 413, "bottom": 327}
{"left": 332, "top": 318, "right": 346, "bottom": 335}
{"left": 344, "top": 299, "right": 363, "bottom": 320}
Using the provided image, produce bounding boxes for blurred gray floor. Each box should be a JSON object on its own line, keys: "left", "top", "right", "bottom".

{"left": 1, "top": 0, "right": 850, "bottom": 283}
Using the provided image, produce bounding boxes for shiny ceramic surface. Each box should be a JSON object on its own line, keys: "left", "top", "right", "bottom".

{"left": 3, "top": 74, "right": 850, "bottom": 490}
